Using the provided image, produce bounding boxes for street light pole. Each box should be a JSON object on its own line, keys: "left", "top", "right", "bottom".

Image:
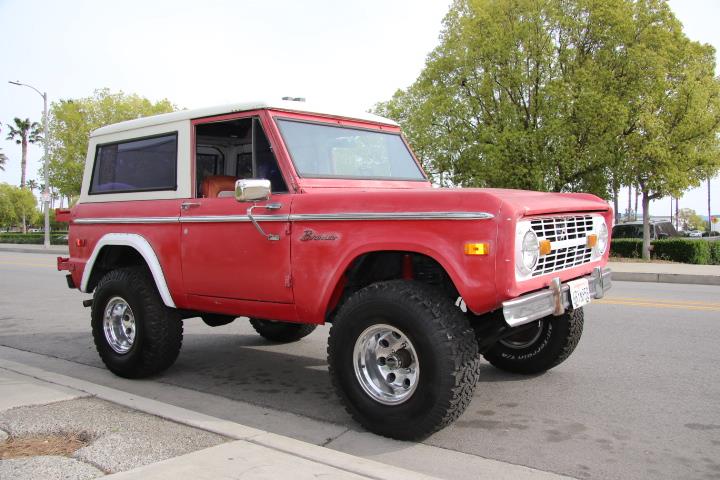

{"left": 9, "top": 80, "right": 51, "bottom": 248}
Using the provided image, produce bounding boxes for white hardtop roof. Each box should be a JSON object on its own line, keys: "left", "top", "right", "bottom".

{"left": 91, "top": 99, "right": 398, "bottom": 137}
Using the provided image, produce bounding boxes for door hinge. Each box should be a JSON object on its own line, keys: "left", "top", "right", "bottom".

{"left": 284, "top": 273, "right": 293, "bottom": 288}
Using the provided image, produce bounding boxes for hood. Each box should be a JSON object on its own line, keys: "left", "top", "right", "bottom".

{"left": 294, "top": 187, "right": 610, "bottom": 219}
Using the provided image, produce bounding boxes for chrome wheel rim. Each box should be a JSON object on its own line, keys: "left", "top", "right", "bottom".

{"left": 353, "top": 324, "right": 419, "bottom": 405}
{"left": 499, "top": 320, "right": 544, "bottom": 349}
{"left": 103, "top": 296, "right": 136, "bottom": 354}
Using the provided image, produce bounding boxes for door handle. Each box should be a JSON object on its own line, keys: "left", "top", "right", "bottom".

{"left": 181, "top": 202, "right": 201, "bottom": 211}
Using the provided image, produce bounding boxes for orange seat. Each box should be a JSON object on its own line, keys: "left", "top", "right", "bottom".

{"left": 201, "top": 175, "right": 236, "bottom": 198}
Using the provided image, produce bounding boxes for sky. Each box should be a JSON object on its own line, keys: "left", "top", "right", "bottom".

{"left": 0, "top": 0, "right": 717, "bottom": 219}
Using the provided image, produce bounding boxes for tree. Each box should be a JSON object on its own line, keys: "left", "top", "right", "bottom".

{"left": 375, "top": 0, "right": 637, "bottom": 197}
{"left": 47, "top": 89, "right": 176, "bottom": 198}
{"left": 0, "top": 122, "right": 7, "bottom": 172}
{"left": 0, "top": 184, "right": 14, "bottom": 228}
{"left": 25, "top": 178, "right": 39, "bottom": 193}
{"left": 0, "top": 183, "right": 38, "bottom": 231}
{"left": 5, "top": 117, "right": 41, "bottom": 189}
{"left": 677, "top": 208, "right": 705, "bottom": 231}
{"left": 621, "top": 2, "right": 720, "bottom": 258}
{"left": 375, "top": 0, "right": 720, "bottom": 260}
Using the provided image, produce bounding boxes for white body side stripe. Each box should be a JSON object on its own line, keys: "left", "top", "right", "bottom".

{"left": 80, "top": 233, "right": 176, "bottom": 308}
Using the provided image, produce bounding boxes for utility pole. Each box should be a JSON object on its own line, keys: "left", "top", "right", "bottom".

{"left": 9, "top": 81, "right": 50, "bottom": 248}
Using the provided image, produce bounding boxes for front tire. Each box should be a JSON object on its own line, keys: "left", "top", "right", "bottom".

{"left": 483, "top": 308, "right": 584, "bottom": 374}
{"left": 249, "top": 319, "right": 316, "bottom": 343}
{"left": 328, "top": 280, "right": 480, "bottom": 440}
{"left": 91, "top": 267, "right": 183, "bottom": 378}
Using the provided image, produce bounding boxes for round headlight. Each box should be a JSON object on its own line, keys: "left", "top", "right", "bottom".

{"left": 519, "top": 229, "right": 540, "bottom": 274}
{"left": 596, "top": 222, "right": 609, "bottom": 256}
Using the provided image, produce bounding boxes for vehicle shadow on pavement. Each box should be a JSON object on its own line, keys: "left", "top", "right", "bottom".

{"left": 168, "top": 333, "right": 349, "bottom": 424}
{"left": 0, "top": 329, "right": 541, "bottom": 434}
{"left": 474, "top": 364, "right": 546, "bottom": 383}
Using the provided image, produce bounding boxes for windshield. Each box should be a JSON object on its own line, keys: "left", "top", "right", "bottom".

{"left": 275, "top": 119, "right": 426, "bottom": 181}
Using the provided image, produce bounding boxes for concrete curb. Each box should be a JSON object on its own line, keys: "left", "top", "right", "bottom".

{"left": 0, "top": 359, "right": 442, "bottom": 480}
{"left": 612, "top": 271, "right": 720, "bottom": 286}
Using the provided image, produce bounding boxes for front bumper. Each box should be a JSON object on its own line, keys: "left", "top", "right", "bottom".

{"left": 502, "top": 267, "right": 612, "bottom": 327}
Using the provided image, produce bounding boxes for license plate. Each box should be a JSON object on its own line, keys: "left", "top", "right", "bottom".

{"left": 568, "top": 278, "right": 591, "bottom": 309}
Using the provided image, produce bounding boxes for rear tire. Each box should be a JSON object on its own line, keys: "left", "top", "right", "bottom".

{"left": 328, "top": 280, "right": 480, "bottom": 440}
{"left": 91, "top": 267, "right": 183, "bottom": 378}
{"left": 483, "top": 308, "right": 583, "bottom": 374}
{"left": 249, "top": 319, "right": 316, "bottom": 343}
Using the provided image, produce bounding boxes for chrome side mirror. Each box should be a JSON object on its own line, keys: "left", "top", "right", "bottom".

{"left": 235, "top": 179, "right": 271, "bottom": 202}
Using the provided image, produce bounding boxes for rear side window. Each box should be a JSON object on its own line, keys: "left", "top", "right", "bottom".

{"left": 90, "top": 133, "right": 178, "bottom": 194}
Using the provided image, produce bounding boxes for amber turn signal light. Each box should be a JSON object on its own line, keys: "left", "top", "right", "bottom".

{"left": 539, "top": 239, "right": 552, "bottom": 256}
{"left": 464, "top": 243, "right": 489, "bottom": 255}
{"left": 586, "top": 234, "right": 598, "bottom": 248}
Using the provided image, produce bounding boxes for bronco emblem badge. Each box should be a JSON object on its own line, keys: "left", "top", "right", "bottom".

{"left": 300, "top": 229, "right": 339, "bottom": 241}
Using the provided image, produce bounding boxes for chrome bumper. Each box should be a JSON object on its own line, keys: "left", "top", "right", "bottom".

{"left": 502, "top": 267, "right": 612, "bottom": 327}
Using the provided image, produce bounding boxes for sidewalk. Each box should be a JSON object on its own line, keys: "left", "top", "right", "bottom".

{"left": 0, "top": 244, "right": 69, "bottom": 255}
{"left": 0, "top": 359, "right": 444, "bottom": 480}
{"left": 0, "top": 359, "right": 570, "bottom": 480}
{"left": 608, "top": 261, "right": 720, "bottom": 286}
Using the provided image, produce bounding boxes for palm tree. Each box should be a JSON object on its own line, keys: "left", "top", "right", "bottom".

{"left": 26, "top": 179, "right": 39, "bottom": 210}
{"left": 5, "top": 117, "right": 41, "bottom": 189}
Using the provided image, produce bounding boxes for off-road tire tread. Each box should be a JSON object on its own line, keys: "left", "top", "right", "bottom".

{"left": 484, "top": 308, "right": 583, "bottom": 374}
{"left": 328, "top": 280, "right": 480, "bottom": 440}
{"left": 249, "top": 319, "right": 317, "bottom": 343}
{"left": 91, "top": 267, "right": 183, "bottom": 378}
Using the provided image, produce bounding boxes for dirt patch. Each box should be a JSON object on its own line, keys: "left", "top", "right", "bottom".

{"left": 0, "top": 432, "right": 92, "bottom": 460}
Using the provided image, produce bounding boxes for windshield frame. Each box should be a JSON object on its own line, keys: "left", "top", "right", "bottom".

{"left": 273, "top": 117, "right": 428, "bottom": 182}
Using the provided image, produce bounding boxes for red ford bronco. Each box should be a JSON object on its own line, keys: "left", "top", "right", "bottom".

{"left": 57, "top": 100, "right": 612, "bottom": 440}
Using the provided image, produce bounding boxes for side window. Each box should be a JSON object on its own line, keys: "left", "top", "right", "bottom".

{"left": 194, "top": 117, "right": 287, "bottom": 198}
{"left": 90, "top": 133, "right": 177, "bottom": 194}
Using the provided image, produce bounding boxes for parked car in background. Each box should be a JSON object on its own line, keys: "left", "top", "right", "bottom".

{"left": 612, "top": 220, "right": 679, "bottom": 240}
{"left": 688, "top": 230, "right": 703, "bottom": 238}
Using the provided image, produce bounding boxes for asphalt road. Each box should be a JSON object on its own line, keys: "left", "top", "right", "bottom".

{"left": 1, "top": 251, "right": 719, "bottom": 480}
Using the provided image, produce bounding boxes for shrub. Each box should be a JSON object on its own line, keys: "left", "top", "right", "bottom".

{"left": 611, "top": 238, "right": 718, "bottom": 264}
{"left": 610, "top": 239, "right": 643, "bottom": 258}
{"left": 652, "top": 239, "right": 711, "bottom": 264}
{"left": 0, "top": 233, "right": 68, "bottom": 245}
{"left": 709, "top": 241, "right": 720, "bottom": 265}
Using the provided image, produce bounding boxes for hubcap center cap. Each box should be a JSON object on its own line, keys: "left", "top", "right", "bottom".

{"left": 386, "top": 349, "right": 411, "bottom": 370}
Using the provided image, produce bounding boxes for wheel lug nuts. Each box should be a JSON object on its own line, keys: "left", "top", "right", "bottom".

{"left": 378, "top": 357, "right": 386, "bottom": 366}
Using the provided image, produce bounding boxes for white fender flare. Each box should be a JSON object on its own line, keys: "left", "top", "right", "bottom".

{"left": 80, "top": 233, "right": 176, "bottom": 308}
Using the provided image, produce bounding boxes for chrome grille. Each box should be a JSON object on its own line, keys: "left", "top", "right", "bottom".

{"left": 530, "top": 215, "right": 594, "bottom": 277}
